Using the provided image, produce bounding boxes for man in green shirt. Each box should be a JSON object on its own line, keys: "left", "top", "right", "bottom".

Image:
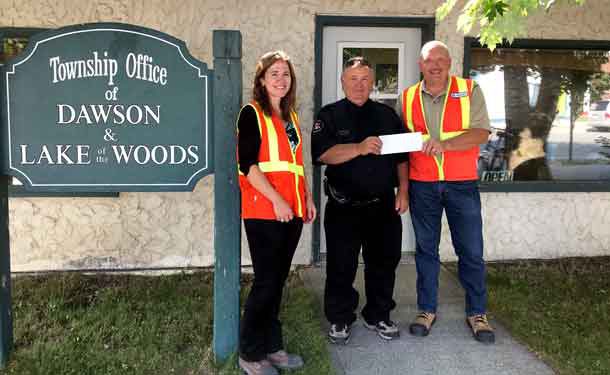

{"left": 397, "top": 40, "right": 495, "bottom": 344}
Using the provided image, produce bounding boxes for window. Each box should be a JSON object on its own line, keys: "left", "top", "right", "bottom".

{"left": 464, "top": 38, "right": 610, "bottom": 191}
{"left": 1, "top": 28, "right": 117, "bottom": 197}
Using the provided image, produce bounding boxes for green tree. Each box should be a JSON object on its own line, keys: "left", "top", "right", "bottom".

{"left": 437, "top": 0, "right": 586, "bottom": 50}
{"left": 440, "top": 1, "right": 610, "bottom": 179}
{"left": 589, "top": 73, "right": 610, "bottom": 102}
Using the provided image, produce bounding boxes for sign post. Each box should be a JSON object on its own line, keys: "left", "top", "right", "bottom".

{"left": 0, "top": 175, "right": 12, "bottom": 367}
{"left": 0, "top": 24, "right": 242, "bottom": 366}
{"left": 212, "top": 30, "right": 242, "bottom": 361}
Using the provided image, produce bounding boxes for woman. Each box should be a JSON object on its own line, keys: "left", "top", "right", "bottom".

{"left": 237, "top": 50, "right": 316, "bottom": 375}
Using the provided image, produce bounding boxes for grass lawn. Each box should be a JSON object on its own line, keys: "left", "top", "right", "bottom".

{"left": 484, "top": 257, "right": 610, "bottom": 375}
{"left": 1, "top": 271, "right": 333, "bottom": 375}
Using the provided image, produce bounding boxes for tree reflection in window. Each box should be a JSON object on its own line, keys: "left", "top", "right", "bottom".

{"left": 1, "top": 36, "right": 30, "bottom": 187}
{"left": 0, "top": 36, "right": 28, "bottom": 63}
{"left": 471, "top": 46, "right": 610, "bottom": 182}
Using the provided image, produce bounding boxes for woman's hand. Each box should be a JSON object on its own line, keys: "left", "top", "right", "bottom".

{"left": 273, "top": 197, "right": 294, "bottom": 223}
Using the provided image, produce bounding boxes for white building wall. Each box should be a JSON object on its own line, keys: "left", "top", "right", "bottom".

{"left": 443, "top": 192, "right": 610, "bottom": 261}
{"left": 2, "top": 0, "right": 610, "bottom": 271}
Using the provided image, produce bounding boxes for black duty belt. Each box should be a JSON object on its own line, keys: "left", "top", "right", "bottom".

{"left": 324, "top": 178, "right": 381, "bottom": 207}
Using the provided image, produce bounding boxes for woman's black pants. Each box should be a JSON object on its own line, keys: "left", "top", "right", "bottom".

{"left": 239, "top": 218, "right": 303, "bottom": 361}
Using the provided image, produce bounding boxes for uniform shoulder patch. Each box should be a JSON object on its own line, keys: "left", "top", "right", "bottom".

{"left": 312, "top": 119, "right": 324, "bottom": 134}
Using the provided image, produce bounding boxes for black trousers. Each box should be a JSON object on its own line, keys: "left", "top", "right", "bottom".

{"left": 239, "top": 218, "right": 303, "bottom": 361}
{"left": 324, "top": 195, "right": 402, "bottom": 326}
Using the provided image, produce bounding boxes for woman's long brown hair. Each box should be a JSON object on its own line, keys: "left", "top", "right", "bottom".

{"left": 252, "top": 50, "right": 297, "bottom": 122}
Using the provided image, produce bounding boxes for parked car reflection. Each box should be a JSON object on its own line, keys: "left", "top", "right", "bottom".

{"left": 589, "top": 100, "right": 610, "bottom": 131}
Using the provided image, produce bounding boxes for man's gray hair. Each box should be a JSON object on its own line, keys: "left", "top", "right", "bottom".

{"left": 420, "top": 40, "right": 450, "bottom": 59}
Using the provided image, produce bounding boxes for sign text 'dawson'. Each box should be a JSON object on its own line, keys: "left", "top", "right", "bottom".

{"left": 1, "top": 23, "right": 212, "bottom": 191}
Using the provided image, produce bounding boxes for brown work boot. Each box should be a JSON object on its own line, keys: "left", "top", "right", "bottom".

{"left": 267, "top": 350, "right": 304, "bottom": 370}
{"left": 467, "top": 314, "right": 495, "bottom": 344}
{"left": 408, "top": 311, "right": 436, "bottom": 337}
{"left": 238, "top": 357, "right": 279, "bottom": 375}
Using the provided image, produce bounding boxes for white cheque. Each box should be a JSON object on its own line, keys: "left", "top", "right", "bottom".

{"left": 379, "top": 132, "right": 423, "bottom": 155}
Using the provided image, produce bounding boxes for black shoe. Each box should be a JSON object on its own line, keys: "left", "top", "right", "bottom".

{"left": 328, "top": 323, "right": 351, "bottom": 345}
{"left": 363, "top": 319, "right": 400, "bottom": 340}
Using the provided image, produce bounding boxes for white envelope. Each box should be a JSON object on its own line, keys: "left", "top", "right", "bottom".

{"left": 379, "top": 132, "right": 423, "bottom": 154}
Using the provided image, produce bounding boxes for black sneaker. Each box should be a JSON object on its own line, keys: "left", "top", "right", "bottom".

{"left": 328, "top": 323, "right": 351, "bottom": 345}
{"left": 363, "top": 319, "right": 400, "bottom": 340}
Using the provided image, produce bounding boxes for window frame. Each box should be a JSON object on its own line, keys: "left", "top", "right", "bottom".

{"left": 464, "top": 37, "right": 610, "bottom": 192}
{"left": 1, "top": 27, "right": 118, "bottom": 198}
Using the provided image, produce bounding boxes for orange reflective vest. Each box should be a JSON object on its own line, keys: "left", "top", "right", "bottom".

{"left": 237, "top": 101, "right": 306, "bottom": 220}
{"left": 402, "top": 76, "right": 479, "bottom": 181}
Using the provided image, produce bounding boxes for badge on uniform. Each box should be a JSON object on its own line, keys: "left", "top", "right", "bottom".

{"left": 451, "top": 91, "right": 468, "bottom": 98}
{"left": 337, "top": 129, "right": 350, "bottom": 136}
{"left": 313, "top": 120, "right": 324, "bottom": 134}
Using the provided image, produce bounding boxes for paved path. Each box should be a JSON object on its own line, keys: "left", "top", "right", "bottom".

{"left": 301, "top": 261, "right": 555, "bottom": 375}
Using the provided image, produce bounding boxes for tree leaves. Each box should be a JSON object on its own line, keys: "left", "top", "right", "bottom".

{"left": 482, "top": 0, "right": 508, "bottom": 21}
{"left": 436, "top": 0, "right": 587, "bottom": 51}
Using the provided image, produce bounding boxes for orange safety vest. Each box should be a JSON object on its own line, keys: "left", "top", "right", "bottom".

{"left": 402, "top": 76, "right": 479, "bottom": 181}
{"left": 237, "top": 101, "right": 306, "bottom": 220}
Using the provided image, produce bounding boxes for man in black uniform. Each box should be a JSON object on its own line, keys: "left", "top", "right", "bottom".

{"left": 312, "top": 57, "right": 409, "bottom": 344}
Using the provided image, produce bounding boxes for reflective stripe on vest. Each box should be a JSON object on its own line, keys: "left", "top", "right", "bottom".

{"left": 237, "top": 103, "right": 304, "bottom": 217}
{"left": 403, "top": 76, "right": 475, "bottom": 181}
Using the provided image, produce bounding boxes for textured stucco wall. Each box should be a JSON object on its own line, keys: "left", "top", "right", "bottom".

{"left": 479, "top": 193, "right": 610, "bottom": 260}
{"left": 10, "top": 190, "right": 214, "bottom": 270}
{"left": 438, "top": 192, "right": 610, "bottom": 262}
{"left": 2, "top": 0, "right": 610, "bottom": 271}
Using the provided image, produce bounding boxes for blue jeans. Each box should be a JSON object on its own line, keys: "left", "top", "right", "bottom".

{"left": 409, "top": 180, "right": 487, "bottom": 316}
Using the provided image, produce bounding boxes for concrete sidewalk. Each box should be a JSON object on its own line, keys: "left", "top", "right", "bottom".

{"left": 301, "top": 261, "right": 555, "bottom": 375}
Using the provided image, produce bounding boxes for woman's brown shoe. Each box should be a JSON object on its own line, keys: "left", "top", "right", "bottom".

{"left": 267, "top": 350, "right": 304, "bottom": 370}
{"left": 238, "top": 357, "right": 279, "bottom": 375}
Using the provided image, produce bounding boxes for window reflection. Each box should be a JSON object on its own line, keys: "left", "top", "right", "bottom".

{"left": 1, "top": 35, "right": 30, "bottom": 187}
{"left": 0, "top": 36, "right": 28, "bottom": 63}
{"left": 471, "top": 46, "right": 610, "bottom": 182}
{"left": 0, "top": 36, "right": 29, "bottom": 185}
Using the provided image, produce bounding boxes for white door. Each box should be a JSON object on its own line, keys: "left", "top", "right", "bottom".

{"left": 320, "top": 26, "right": 421, "bottom": 255}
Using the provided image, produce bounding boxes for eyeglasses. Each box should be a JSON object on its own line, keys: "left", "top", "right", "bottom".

{"left": 343, "top": 57, "right": 372, "bottom": 70}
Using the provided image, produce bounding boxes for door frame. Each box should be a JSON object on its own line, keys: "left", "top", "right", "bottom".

{"left": 312, "top": 15, "right": 435, "bottom": 264}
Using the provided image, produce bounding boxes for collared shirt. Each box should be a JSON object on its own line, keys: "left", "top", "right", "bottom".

{"left": 396, "top": 78, "right": 490, "bottom": 162}
{"left": 312, "top": 98, "right": 407, "bottom": 199}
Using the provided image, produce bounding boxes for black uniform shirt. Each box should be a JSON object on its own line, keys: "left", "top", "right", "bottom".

{"left": 311, "top": 98, "right": 408, "bottom": 199}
